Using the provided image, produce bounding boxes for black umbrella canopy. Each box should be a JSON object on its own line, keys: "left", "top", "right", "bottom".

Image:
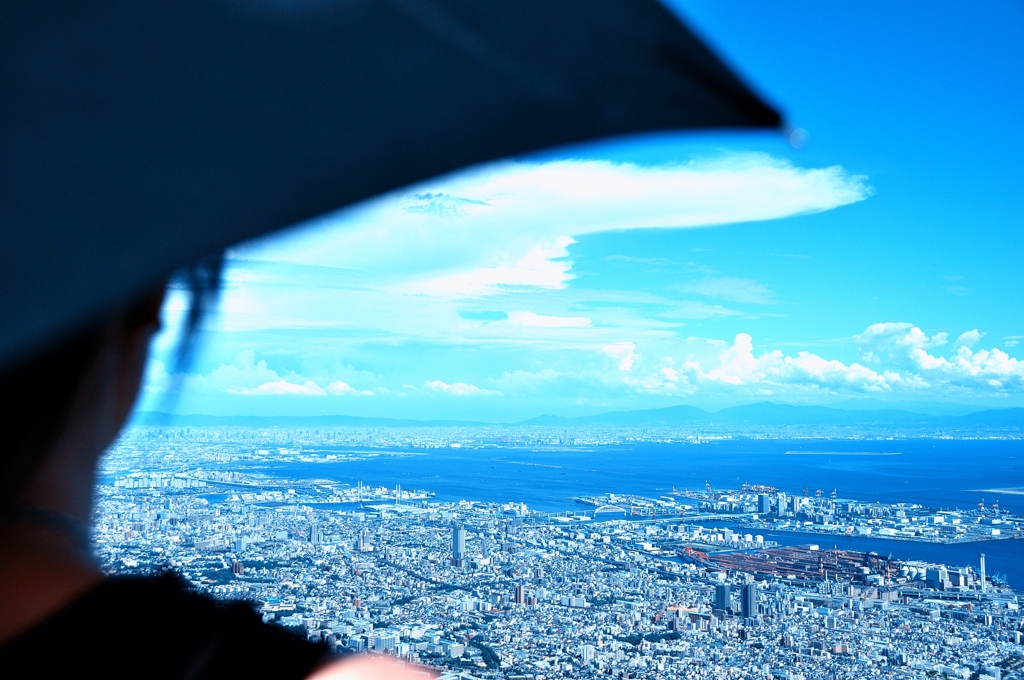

{"left": 0, "top": 0, "right": 780, "bottom": 371}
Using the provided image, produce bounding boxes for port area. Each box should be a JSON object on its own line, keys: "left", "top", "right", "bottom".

{"left": 571, "top": 484, "right": 1023, "bottom": 545}
{"left": 112, "top": 470, "right": 435, "bottom": 506}
{"left": 708, "top": 546, "right": 976, "bottom": 596}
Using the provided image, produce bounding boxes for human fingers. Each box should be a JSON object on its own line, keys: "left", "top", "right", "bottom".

{"left": 307, "top": 653, "right": 437, "bottom": 680}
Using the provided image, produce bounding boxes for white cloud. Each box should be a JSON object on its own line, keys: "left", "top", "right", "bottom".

{"left": 424, "top": 380, "right": 502, "bottom": 396}
{"left": 143, "top": 321, "right": 1024, "bottom": 408}
{"left": 143, "top": 359, "right": 171, "bottom": 393}
{"left": 660, "top": 300, "right": 742, "bottom": 319}
{"left": 856, "top": 321, "right": 947, "bottom": 349}
{"left": 144, "top": 349, "right": 381, "bottom": 399}
{"left": 228, "top": 380, "right": 327, "bottom": 396}
{"left": 677, "top": 277, "right": 776, "bottom": 305}
{"left": 326, "top": 380, "right": 375, "bottom": 396}
{"left": 661, "top": 366, "right": 681, "bottom": 382}
{"left": 326, "top": 380, "right": 355, "bottom": 395}
{"left": 953, "top": 329, "right": 984, "bottom": 349}
{"left": 505, "top": 311, "right": 591, "bottom": 328}
{"left": 404, "top": 238, "right": 576, "bottom": 298}
{"left": 854, "top": 323, "right": 948, "bottom": 371}
{"left": 682, "top": 333, "right": 889, "bottom": 393}
{"left": 701, "top": 333, "right": 760, "bottom": 386}
{"left": 492, "top": 369, "right": 560, "bottom": 391}
{"left": 236, "top": 155, "right": 870, "bottom": 299}
{"left": 196, "top": 350, "right": 289, "bottom": 392}
{"left": 602, "top": 342, "right": 638, "bottom": 371}
{"left": 627, "top": 324, "right": 1024, "bottom": 398}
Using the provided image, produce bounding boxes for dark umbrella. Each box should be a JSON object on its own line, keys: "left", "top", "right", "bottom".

{"left": 0, "top": 0, "right": 780, "bottom": 369}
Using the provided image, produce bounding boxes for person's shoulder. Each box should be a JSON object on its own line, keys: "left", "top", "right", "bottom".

{"left": 0, "top": 573, "right": 327, "bottom": 679}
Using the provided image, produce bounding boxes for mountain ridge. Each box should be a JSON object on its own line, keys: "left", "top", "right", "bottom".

{"left": 131, "top": 403, "right": 1024, "bottom": 429}
{"left": 130, "top": 412, "right": 486, "bottom": 428}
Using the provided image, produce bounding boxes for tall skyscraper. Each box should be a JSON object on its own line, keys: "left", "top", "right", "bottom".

{"left": 452, "top": 525, "right": 466, "bottom": 565}
{"left": 758, "top": 494, "right": 771, "bottom": 515}
{"left": 741, "top": 583, "right": 757, "bottom": 618}
{"left": 714, "top": 584, "right": 731, "bottom": 613}
{"left": 358, "top": 527, "right": 372, "bottom": 552}
{"left": 514, "top": 584, "right": 525, "bottom": 604}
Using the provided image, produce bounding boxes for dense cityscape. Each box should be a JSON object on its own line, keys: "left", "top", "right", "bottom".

{"left": 93, "top": 427, "right": 1024, "bottom": 680}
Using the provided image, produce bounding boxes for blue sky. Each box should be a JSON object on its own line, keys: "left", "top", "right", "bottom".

{"left": 141, "top": 0, "right": 1024, "bottom": 421}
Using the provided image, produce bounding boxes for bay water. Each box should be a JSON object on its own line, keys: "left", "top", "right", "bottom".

{"left": 240, "top": 438, "right": 1024, "bottom": 585}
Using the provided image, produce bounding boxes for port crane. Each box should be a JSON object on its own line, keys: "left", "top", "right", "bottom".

{"left": 741, "top": 483, "right": 779, "bottom": 494}
{"left": 679, "top": 546, "right": 714, "bottom": 567}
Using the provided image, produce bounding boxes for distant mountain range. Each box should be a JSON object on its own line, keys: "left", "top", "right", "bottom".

{"left": 132, "top": 402, "right": 1024, "bottom": 430}
{"left": 131, "top": 412, "right": 483, "bottom": 428}
{"left": 518, "top": 402, "right": 1024, "bottom": 428}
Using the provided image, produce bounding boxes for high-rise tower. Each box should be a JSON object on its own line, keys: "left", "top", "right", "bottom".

{"left": 452, "top": 525, "right": 466, "bottom": 566}
{"left": 741, "top": 583, "right": 757, "bottom": 619}
{"left": 714, "top": 584, "right": 731, "bottom": 613}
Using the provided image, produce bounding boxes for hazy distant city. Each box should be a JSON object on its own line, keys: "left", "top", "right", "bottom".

{"left": 132, "top": 402, "right": 1024, "bottom": 441}
{"left": 91, "top": 421, "right": 1024, "bottom": 680}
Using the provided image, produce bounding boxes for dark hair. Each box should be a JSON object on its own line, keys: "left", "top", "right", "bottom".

{"left": 0, "top": 258, "right": 222, "bottom": 499}
{"left": 170, "top": 257, "right": 224, "bottom": 380}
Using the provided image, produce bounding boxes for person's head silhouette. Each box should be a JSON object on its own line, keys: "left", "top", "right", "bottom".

{"left": 0, "top": 1, "right": 778, "bottom": 676}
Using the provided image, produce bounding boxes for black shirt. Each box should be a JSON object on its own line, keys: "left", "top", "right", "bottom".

{"left": 0, "top": 574, "right": 327, "bottom": 679}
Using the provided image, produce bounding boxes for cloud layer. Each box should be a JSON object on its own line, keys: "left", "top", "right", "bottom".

{"left": 148, "top": 324, "right": 1024, "bottom": 411}
{"left": 624, "top": 323, "right": 1024, "bottom": 399}
{"left": 145, "top": 152, "right": 1003, "bottom": 419}
{"left": 236, "top": 154, "right": 870, "bottom": 299}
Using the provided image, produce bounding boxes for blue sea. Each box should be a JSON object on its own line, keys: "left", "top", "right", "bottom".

{"left": 239, "top": 438, "right": 1024, "bottom": 586}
